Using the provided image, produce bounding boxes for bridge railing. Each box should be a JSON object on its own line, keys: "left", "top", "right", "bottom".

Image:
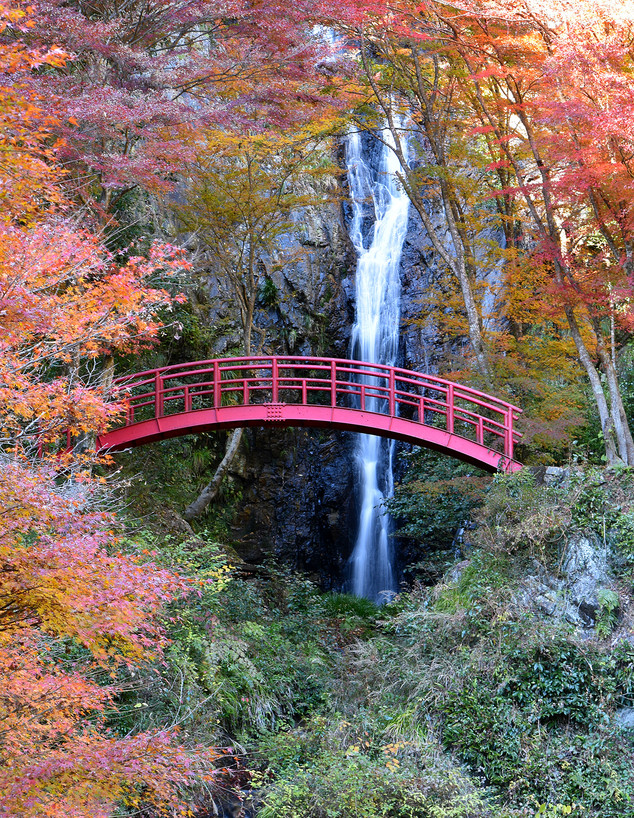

{"left": 109, "top": 356, "right": 522, "bottom": 461}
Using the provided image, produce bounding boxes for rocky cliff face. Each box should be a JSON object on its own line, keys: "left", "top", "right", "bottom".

{"left": 228, "top": 427, "right": 356, "bottom": 586}
{"left": 179, "top": 159, "right": 359, "bottom": 580}
{"left": 185, "top": 137, "right": 450, "bottom": 586}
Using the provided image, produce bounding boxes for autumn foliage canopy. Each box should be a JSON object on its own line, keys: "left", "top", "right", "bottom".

{"left": 337, "top": 0, "right": 634, "bottom": 462}
{"left": 3, "top": 0, "right": 634, "bottom": 812}
{"left": 0, "top": 3, "right": 218, "bottom": 814}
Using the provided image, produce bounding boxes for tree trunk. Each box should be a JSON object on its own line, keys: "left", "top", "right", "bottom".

{"left": 100, "top": 356, "right": 115, "bottom": 395}
{"left": 395, "top": 169, "right": 493, "bottom": 385}
{"left": 183, "top": 239, "right": 258, "bottom": 521}
{"left": 183, "top": 427, "right": 244, "bottom": 521}
{"left": 366, "top": 47, "right": 493, "bottom": 386}
{"left": 595, "top": 338, "right": 634, "bottom": 465}
{"left": 563, "top": 306, "right": 621, "bottom": 465}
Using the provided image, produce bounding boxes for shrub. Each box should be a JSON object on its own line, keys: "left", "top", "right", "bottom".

{"left": 258, "top": 717, "right": 499, "bottom": 818}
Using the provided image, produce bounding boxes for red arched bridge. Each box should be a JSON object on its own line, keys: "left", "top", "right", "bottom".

{"left": 95, "top": 356, "right": 522, "bottom": 473}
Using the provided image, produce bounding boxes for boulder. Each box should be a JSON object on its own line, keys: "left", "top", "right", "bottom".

{"left": 562, "top": 532, "right": 610, "bottom": 624}
{"left": 515, "top": 532, "right": 614, "bottom": 628}
{"left": 616, "top": 708, "right": 634, "bottom": 730}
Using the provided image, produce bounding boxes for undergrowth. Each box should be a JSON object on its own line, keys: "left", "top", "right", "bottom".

{"left": 115, "top": 466, "right": 634, "bottom": 817}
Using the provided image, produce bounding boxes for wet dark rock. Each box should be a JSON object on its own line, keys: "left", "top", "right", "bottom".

{"left": 399, "top": 205, "right": 443, "bottom": 373}
{"left": 221, "top": 138, "right": 453, "bottom": 585}
{"left": 230, "top": 427, "right": 356, "bottom": 587}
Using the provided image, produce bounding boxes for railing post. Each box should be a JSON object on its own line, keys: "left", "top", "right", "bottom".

{"left": 507, "top": 409, "right": 515, "bottom": 460}
{"left": 184, "top": 385, "right": 191, "bottom": 413}
{"left": 272, "top": 357, "right": 278, "bottom": 403}
{"left": 446, "top": 383, "right": 454, "bottom": 434}
{"left": 331, "top": 360, "right": 337, "bottom": 408}
{"left": 477, "top": 417, "right": 484, "bottom": 445}
{"left": 361, "top": 384, "right": 365, "bottom": 411}
{"left": 389, "top": 368, "right": 395, "bottom": 417}
{"left": 213, "top": 361, "right": 220, "bottom": 408}
{"left": 154, "top": 372, "right": 162, "bottom": 418}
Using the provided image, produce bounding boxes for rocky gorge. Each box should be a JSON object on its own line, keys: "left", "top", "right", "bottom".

{"left": 113, "top": 125, "right": 634, "bottom": 818}
{"left": 154, "top": 130, "right": 456, "bottom": 589}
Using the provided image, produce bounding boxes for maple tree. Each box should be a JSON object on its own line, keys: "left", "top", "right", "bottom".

{"left": 176, "top": 126, "right": 337, "bottom": 357}
{"left": 445, "top": 0, "right": 634, "bottom": 465}
{"left": 174, "top": 122, "right": 338, "bottom": 520}
{"left": 0, "top": 461, "right": 217, "bottom": 817}
{"left": 14, "top": 0, "right": 354, "bottom": 216}
{"left": 338, "top": 0, "right": 634, "bottom": 463}
{"left": 0, "top": 5, "right": 221, "bottom": 813}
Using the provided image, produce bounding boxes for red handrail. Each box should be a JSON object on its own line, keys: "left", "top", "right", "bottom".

{"left": 102, "top": 356, "right": 521, "bottom": 465}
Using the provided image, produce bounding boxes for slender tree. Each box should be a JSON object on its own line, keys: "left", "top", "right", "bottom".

{"left": 352, "top": 26, "right": 498, "bottom": 384}
{"left": 177, "top": 125, "right": 337, "bottom": 520}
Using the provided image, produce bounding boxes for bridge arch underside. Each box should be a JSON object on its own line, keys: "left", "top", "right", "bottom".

{"left": 97, "top": 405, "right": 522, "bottom": 473}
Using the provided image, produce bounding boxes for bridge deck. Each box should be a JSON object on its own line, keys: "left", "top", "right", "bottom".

{"left": 95, "top": 356, "right": 522, "bottom": 473}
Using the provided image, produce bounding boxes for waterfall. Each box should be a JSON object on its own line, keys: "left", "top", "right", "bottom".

{"left": 346, "top": 122, "right": 410, "bottom": 601}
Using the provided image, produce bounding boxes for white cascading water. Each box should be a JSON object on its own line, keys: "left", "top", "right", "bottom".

{"left": 346, "top": 122, "right": 410, "bottom": 601}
